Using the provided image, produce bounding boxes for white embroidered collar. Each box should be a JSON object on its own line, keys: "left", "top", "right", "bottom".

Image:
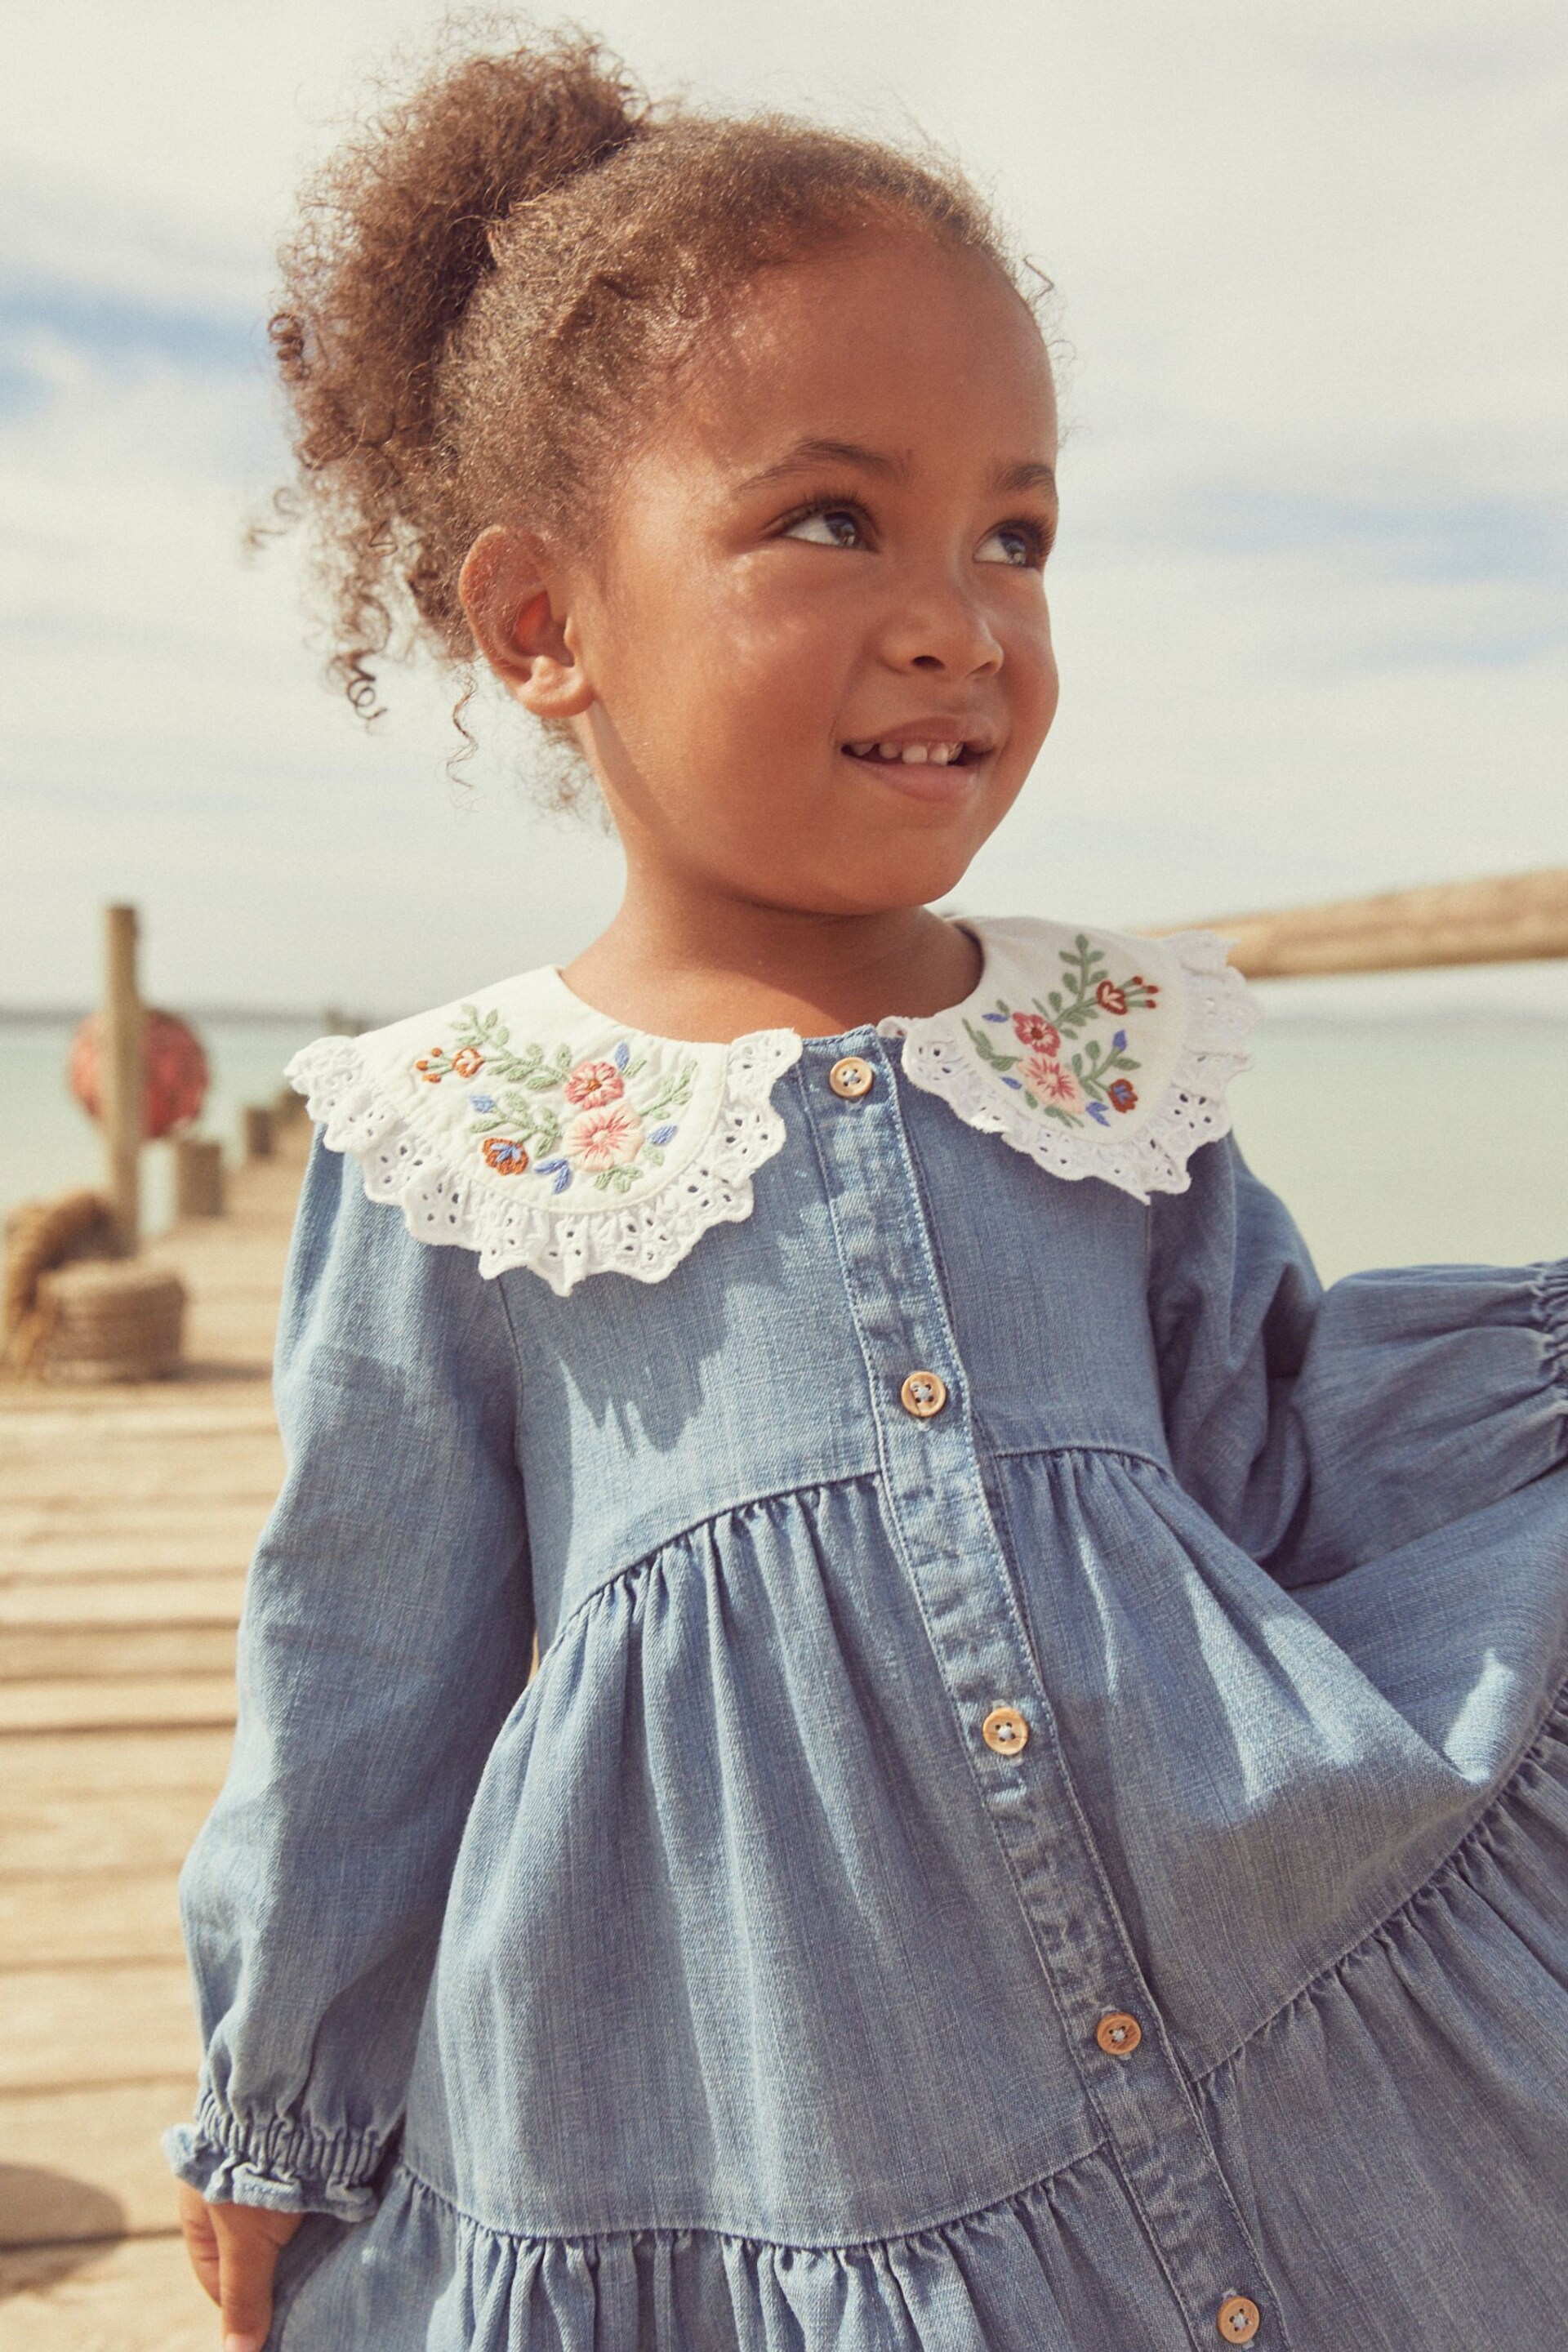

{"left": 287, "top": 917, "right": 1257, "bottom": 1295}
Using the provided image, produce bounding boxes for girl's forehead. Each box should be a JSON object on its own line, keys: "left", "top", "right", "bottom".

{"left": 680, "top": 232, "right": 1057, "bottom": 474}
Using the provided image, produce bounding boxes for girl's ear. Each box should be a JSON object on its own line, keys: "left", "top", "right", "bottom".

{"left": 458, "top": 525, "right": 595, "bottom": 720}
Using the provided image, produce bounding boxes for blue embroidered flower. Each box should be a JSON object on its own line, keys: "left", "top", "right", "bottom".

{"left": 649, "top": 1124, "right": 677, "bottom": 1147}
{"left": 467, "top": 1093, "right": 497, "bottom": 1113}
{"left": 537, "top": 1156, "right": 572, "bottom": 1195}
{"left": 612, "top": 1040, "right": 630, "bottom": 1071}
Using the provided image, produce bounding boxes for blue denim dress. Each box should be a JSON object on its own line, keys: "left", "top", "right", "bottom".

{"left": 167, "top": 918, "right": 1568, "bottom": 2351}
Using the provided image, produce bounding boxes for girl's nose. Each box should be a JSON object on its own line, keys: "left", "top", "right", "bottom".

{"left": 878, "top": 576, "right": 1004, "bottom": 677}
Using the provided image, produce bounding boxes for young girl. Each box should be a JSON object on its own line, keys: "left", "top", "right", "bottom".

{"left": 170, "top": 30, "right": 1568, "bottom": 2352}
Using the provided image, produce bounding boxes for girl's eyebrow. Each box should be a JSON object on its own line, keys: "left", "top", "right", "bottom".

{"left": 993, "top": 460, "right": 1058, "bottom": 500}
{"left": 735, "top": 438, "right": 908, "bottom": 494}
{"left": 733, "top": 439, "right": 1058, "bottom": 501}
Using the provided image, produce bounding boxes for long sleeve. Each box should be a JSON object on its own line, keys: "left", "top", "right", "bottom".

{"left": 164, "top": 1134, "right": 534, "bottom": 2217}
{"left": 1147, "top": 1133, "right": 1568, "bottom": 1588}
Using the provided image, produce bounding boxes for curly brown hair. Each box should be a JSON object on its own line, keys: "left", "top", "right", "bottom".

{"left": 269, "top": 20, "right": 1035, "bottom": 740}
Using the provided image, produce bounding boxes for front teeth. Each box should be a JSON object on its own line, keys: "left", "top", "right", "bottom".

{"left": 848, "top": 741, "right": 960, "bottom": 765}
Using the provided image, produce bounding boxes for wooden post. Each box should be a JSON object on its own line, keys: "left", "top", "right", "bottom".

{"left": 173, "top": 1137, "right": 225, "bottom": 1218}
{"left": 102, "top": 905, "right": 142, "bottom": 1257}
{"left": 243, "top": 1106, "right": 275, "bottom": 1161}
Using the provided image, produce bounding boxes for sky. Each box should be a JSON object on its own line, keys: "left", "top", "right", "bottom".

{"left": 2, "top": 0, "right": 1565, "bottom": 1018}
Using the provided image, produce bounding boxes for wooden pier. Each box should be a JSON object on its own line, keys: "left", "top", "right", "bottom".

{"left": 0, "top": 1125, "right": 308, "bottom": 2349}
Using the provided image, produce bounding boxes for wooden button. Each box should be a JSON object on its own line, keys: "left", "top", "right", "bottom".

{"left": 828, "top": 1055, "right": 875, "bottom": 1099}
{"left": 981, "top": 1704, "right": 1030, "bottom": 1755}
{"left": 1094, "top": 2011, "right": 1142, "bottom": 2058}
{"left": 899, "top": 1370, "right": 947, "bottom": 1418}
{"left": 1217, "top": 2295, "right": 1261, "bottom": 2342}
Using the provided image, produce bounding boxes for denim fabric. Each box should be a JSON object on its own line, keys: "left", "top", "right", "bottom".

{"left": 168, "top": 1027, "right": 1568, "bottom": 2350}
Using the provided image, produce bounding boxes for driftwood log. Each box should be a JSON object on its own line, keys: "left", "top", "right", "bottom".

{"left": 1166, "top": 866, "right": 1568, "bottom": 979}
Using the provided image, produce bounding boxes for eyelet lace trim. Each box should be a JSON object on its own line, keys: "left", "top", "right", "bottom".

{"left": 890, "top": 929, "right": 1258, "bottom": 1202}
{"left": 287, "top": 1026, "right": 804, "bottom": 1297}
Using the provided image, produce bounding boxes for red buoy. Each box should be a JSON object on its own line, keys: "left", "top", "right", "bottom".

{"left": 69, "top": 1009, "right": 210, "bottom": 1142}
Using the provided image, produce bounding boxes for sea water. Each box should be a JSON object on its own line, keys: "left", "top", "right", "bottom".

{"left": 2, "top": 1005, "right": 1566, "bottom": 1285}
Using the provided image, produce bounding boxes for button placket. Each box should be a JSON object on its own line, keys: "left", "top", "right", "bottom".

{"left": 795, "top": 1038, "right": 1288, "bottom": 2351}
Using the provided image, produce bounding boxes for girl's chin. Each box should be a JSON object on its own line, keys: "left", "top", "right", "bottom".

{"left": 838, "top": 747, "right": 992, "bottom": 808}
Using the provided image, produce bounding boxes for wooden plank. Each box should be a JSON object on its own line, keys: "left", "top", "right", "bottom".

{"left": 0, "top": 1788, "right": 213, "bottom": 1877}
{"left": 0, "top": 1729, "right": 234, "bottom": 1796}
{"left": 1, "top": 1496, "right": 274, "bottom": 1543}
{"left": 0, "top": 1577, "right": 245, "bottom": 1628}
{"left": 0, "top": 2232, "right": 212, "bottom": 2351}
{"left": 0, "top": 1486, "right": 276, "bottom": 1529}
{"left": 0, "top": 1963, "right": 199, "bottom": 2092}
{"left": 0, "top": 1873, "right": 188, "bottom": 1968}
{"left": 0, "top": 2079, "right": 195, "bottom": 2243}
{"left": 0, "top": 1682, "right": 236, "bottom": 1738}
{"left": 0, "top": 1535, "right": 265, "bottom": 1583}
{"left": 0, "top": 1627, "right": 237, "bottom": 1683}
{"left": 0, "top": 1405, "right": 280, "bottom": 1446}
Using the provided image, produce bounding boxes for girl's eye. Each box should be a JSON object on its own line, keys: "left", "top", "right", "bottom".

{"left": 781, "top": 507, "right": 866, "bottom": 550}
{"left": 976, "top": 525, "right": 1042, "bottom": 568}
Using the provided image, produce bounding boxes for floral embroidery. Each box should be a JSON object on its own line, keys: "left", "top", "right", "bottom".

{"left": 482, "top": 1136, "right": 530, "bottom": 1174}
{"left": 968, "top": 933, "right": 1160, "bottom": 1129}
{"left": 1011, "top": 1012, "right": 1059, "bottom": 1049}
{"left": 412, "top": 1006, "right": 697, "bottom": 1197}
{"left": 565, "top": 1102, "right": 644, "bottom": 1169}
{"left": 562, "top": 1058, "right": 624, "bottom": 1109}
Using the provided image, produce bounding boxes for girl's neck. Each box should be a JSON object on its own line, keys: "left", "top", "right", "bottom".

{"left": 561, "top": 883, "right": 982, "bottom": 1045}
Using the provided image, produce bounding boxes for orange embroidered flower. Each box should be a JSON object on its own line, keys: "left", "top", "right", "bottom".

{"left": 414, "top": 1053, "right": 444, "bottom": 1084}
{"left": 1107, "top": 1077, "right": 1138, "bottom": 1112}
{"left": 481, "top": 1137, "right": 530, "bottom": 1174}
{"left": 564, "top": 1058, "right": 625, "bottom": 1109}
{"left": 452, "top": 1046, "right": 484, "bottom": 1079}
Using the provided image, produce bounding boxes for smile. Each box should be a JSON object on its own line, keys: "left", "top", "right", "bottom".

{"left": 844, "top": 738, "right": 979, "bottom": 767}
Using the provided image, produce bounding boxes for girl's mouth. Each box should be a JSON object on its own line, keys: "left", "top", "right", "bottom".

{"left": 841, "top": 737, "right": 985, "bottom": 768}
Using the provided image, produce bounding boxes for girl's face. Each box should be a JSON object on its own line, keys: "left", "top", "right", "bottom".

{"left": 541, "top": 227, "right": 1058, "bottom": 915}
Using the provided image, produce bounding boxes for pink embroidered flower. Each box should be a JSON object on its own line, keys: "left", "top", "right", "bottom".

{"left": 564, "top": 1058, "right": 625, "bottom": 1109}
{"left": 564, "top": 1103, "right": 645, "bottom": 1170}
{"left": 1011, "top": 1012, "right": 1060, "bottom": 1051}
{"left": 482, "top": 1136, "right": 530, "bottom": 1174}
{"left": 1107, "top": 1077, "right": 1138, "bottom": 1113}
{"left": 1095, "top": 980, "right": 1128, "bottom": 1016}
{"left": 452, "top": 1046, "right": 485, "bottom": 1079}
{"left": 1022, "top": 1054, "right": 1084, "bottom": 1115}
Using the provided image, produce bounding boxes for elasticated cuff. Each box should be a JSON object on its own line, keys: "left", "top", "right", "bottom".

{"left": 1533, "top": 1260, "right": 1568, "bottom": 1408}
{"left": 163, "top": 2096, "right": 384, "bottom": 2222}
